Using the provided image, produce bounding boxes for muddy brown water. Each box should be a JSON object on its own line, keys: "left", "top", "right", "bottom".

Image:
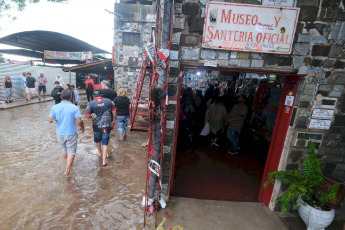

{"left": 0, "top": 100, "right": 147, "bottom": 229}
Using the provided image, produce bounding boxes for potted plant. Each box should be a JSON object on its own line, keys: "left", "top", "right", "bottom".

{"left": 264, "top": 140, "right": 340, "bottom": 229}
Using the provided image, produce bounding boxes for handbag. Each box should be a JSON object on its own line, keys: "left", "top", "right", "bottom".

{"left": 200, "top": 122, "right": 210, "bottom": 136}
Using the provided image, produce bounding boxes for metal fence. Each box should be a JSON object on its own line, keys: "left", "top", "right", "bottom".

{"left": 0, "top": 63, "right": 76, "bottom": 100}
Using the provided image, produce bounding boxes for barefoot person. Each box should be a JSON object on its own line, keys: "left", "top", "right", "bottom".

{"left": 48, "top": 90, "right": 85, "bottom": 177}
{"left": 85, "top": 90, "right": 116, "bottom": 166}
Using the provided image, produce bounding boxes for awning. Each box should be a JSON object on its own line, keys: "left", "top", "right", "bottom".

{"left": 62, "top": 59, "right": 113, "bottom": 75}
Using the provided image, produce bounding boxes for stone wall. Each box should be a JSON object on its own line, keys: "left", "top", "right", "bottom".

{"left": 113, "top": 3, "right": 155, "bottom": 96}
{"left": 162, "top": 0, "right": 345, "bottom": 218}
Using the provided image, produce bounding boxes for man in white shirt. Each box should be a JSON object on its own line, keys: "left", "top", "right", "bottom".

{"left": 54, "top": 75, "right": 65, "bottom": 88}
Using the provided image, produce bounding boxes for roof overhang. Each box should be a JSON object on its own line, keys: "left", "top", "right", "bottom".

{"left": 62, "top": 59, "right": 113, "bottom": 75}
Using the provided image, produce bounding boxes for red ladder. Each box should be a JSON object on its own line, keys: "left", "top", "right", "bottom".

{"left": 130, "top": 52, "right": 152, "bottom": 131}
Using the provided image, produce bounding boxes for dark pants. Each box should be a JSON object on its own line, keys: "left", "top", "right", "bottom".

{"left": 86, "top": 89, "right": 93, "bottom": 102}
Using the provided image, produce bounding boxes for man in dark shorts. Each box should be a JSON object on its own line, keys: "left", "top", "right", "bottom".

{"left": 51, "top": 81, "right": 64, "bottom": 104}
{"left": 37, "top": 73, "right": 47, "bottom": 98}
{"left": 86, "top": 90, "right": 116, "bottom": 166}
{"left": 48, "top": 90, "right": 85, "bottom": 177}
{"left": 25, "top": 72, "right": 40, "bottom": 102}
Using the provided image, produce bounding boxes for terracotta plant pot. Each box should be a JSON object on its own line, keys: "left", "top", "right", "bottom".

{"left": 297, "top": 198, "right": 335, "bottom": 230}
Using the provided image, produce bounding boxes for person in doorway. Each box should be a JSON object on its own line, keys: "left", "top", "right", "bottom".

{"left": 37, "top": 73, "right": 47, "bottom": 98}
{"left": 51, "top": 81, "right": 64, "bottom": 104}
{"left": 85, "top": 90, "right": 116, "bottom": 166}
{"left": 26, "top": 72, "right": 40, "bottom": 102}
{"left": 101, "top": 80, "right": 117, "bottom": 101}
{"left": 48, "top": 90, "right": 84, "bottom": 177}
{"left": 85, "top": 75, "right": 94, "bottom": 102}
{"left": 22, "top": 72, "right": 28, "bottom": 101}
{"left": 54, "top": 74, "right": 65, "bottom": 88}
{"left": 227, "top": 95, "right": 248, "bottom": 154}
{"left": 71, "top": 85, "right": 79, "bottom": 106}
{"left": 3, "top": 75, "right": 13, "bottom": 103}
{"left": 113, "top": 88, "right": 130, "bottom": 142}
{"left": 204, "top": 96, "right": 228, "bottom": 146}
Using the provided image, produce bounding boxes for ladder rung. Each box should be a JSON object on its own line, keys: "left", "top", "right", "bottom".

{"left": 130, "top": 126, "right": 148, "bottom": 131}
{"left": 133, "top": 119, "right": 149, "bottom": 123}
{"left": 138, "top": 101, "right": 149, "bottom": 103}
{"left": 135, "top": 113, "right": 149, "bottom": 116}
{"left": 137, "top": 107, "right": 149, "bottom": 110}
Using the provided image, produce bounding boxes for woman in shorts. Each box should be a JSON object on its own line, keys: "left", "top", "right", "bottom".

{"left": 3, "top": 76, "right": 13, "bottom": 103}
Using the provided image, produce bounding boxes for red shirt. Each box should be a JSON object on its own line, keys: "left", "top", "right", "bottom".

{"left": 85, "top": 79, "right": 94, "bottom": 89}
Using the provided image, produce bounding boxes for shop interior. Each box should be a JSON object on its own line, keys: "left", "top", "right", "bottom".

{"left": 172, "top": 69, "right": 286, "bottom": 201}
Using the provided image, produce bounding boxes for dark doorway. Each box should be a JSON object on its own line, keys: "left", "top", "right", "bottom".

{"left": 172, "top": 70, "right": 287, "bottom": 201}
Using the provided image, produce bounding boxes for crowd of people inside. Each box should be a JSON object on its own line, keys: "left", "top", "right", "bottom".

{"left": 179, "top": 80, "right": 249, "bottom": 155}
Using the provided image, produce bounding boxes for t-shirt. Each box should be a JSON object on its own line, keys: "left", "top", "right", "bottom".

{"left": 38, "top": 76, "right": 47, "bottom": 86}
{"left": 113, "top": 96, "right": 130, "bottom": 116}
{"left": 26, "top": 77, "right": 36, "bottom": 88}
{"left": 101, "top": 89, "right": 117, "bottom": 101}
{"left": 49, "top": 101, "right": 82, "bottom": 135}
{"left": 228, "top": 103, "right": 248, "bottom": 133}
{"left": 51, "top": 86, "right": 64, "bottom": 103}
{"left": 85, "top": 97, "right": 116, "bottom": 132}
{"left": 85, "top": 79, "right": 94, "bottom": 89}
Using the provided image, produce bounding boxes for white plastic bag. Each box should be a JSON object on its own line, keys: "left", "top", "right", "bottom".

{"left": 200, "top": 122, "right": 210, "bottom": 136}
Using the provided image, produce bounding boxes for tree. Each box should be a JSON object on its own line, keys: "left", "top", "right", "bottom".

{"left": 0, "top": 0, "right": 68, "bottom": 21}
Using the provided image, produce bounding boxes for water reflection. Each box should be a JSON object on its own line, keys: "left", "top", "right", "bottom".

{"left": 0, "top": 101, "right": 147, "bottom": 229}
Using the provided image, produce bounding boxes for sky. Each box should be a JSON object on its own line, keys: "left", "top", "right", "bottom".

{"left": 0, "top": 0, "right": 115, "bottom": 60}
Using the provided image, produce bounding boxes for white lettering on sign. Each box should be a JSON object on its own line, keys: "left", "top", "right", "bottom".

{"left": 309, "top": 119, "right": 332, "bottom": 130}
{"left": 44, "top": 50, "right": 92, "bottom": 60}
{"left": 202, "top": 2, "right": 300, "bottom": 54}
{"left": 204, "top": 59, "right": 218, "bottom": 67}
{"left": 311, "top": 109, "right": 335, "bottom": 120}
{"left": 284, "top": 96, "right": 294, "bottom": 106}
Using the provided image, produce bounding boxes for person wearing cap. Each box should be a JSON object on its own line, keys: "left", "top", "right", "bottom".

{"left": 51, "top": 81, "right": 64, "bottom": 104}
{"left": 48, "top": 90, "right": 84, "bottom": 177}
{"left": 85, "top": 89, "right": 116, "bottom": 166}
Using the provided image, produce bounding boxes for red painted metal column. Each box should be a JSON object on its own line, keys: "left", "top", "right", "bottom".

{"left": 258, "top": 75, "right": 300, "bottom": 206}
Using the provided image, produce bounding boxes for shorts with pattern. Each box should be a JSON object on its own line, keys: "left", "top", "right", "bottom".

{"left": 57, "top": 133, "right": 78, "bottom": 155}
{"left": 5, "top": 88, "right": 13, "bottom": 98}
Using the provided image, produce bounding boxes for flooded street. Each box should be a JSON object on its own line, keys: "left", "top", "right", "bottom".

{"left": 0, "top": 100, "right": 147, "bottom": 229}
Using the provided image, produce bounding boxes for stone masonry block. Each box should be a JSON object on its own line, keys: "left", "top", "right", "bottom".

{"left": 329, "top": 90, "right": 342, "bottom": 97}
{"left": 323, "top": 59, "right": 335, "bottom": 67}
{"left": 297, "top": 34, "right": 311, "bottom": 43}
{"left": 201, "top": 49, "right": 216, "bottom": 59}
{"left": 237, "top": 52, "right": 250, "bottom": 59}
{"left": 312, "top": 45, "right": 331, "bottom": 56}
{"left": 299, "top": 6, "right": 318, "bottom": 21}
{"left": 293, "top": 43, "right": 310, "bottom": 56}
{"left": 278, "top": 57, "right": 292, "bottom": 66}
{"left": 265, "top": 54, "right": 278, "bottom": 65}
{"left": 172, "top": 32, "right": 182, "bottom": 44}
{"left": 334, "top": 61, "right": 345, "bottom": 69}
{"left": 174, "top": 3, "right": 182, "bottom": 14}
{"left": 329, "top": 46, "right": 345, "bottom": 58}
{"left": 181, "top": 47, "right": 200, "bottom": 60}
{"left": 311, "top": 36, "right": 326, "bottom": 44}
{"left": 251, "top": 60, "right": 264, "bottom": 68}
{"left": 182, "top": 4, "right": 199, "bottom": 15}
{"left": 293, "top": 56, "right": 304, "bottom": 69}
{"left": 188, "top": 17, "right": 204, "bottom": 33}
{"left": 218, "top": 52, "right": 229, "bottom": 60}
{"left": 173, "top": 15, "right": 185, "bottom": 29}
{"left": 334, "top": 85, "right": 344, "bottom": 92}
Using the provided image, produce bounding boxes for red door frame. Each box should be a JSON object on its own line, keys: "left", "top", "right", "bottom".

{"left": 169, "top": 71, "right": 301, "bottom": 208}
{"left": 257, "top": 75, "right": 300, "bottom": 205}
